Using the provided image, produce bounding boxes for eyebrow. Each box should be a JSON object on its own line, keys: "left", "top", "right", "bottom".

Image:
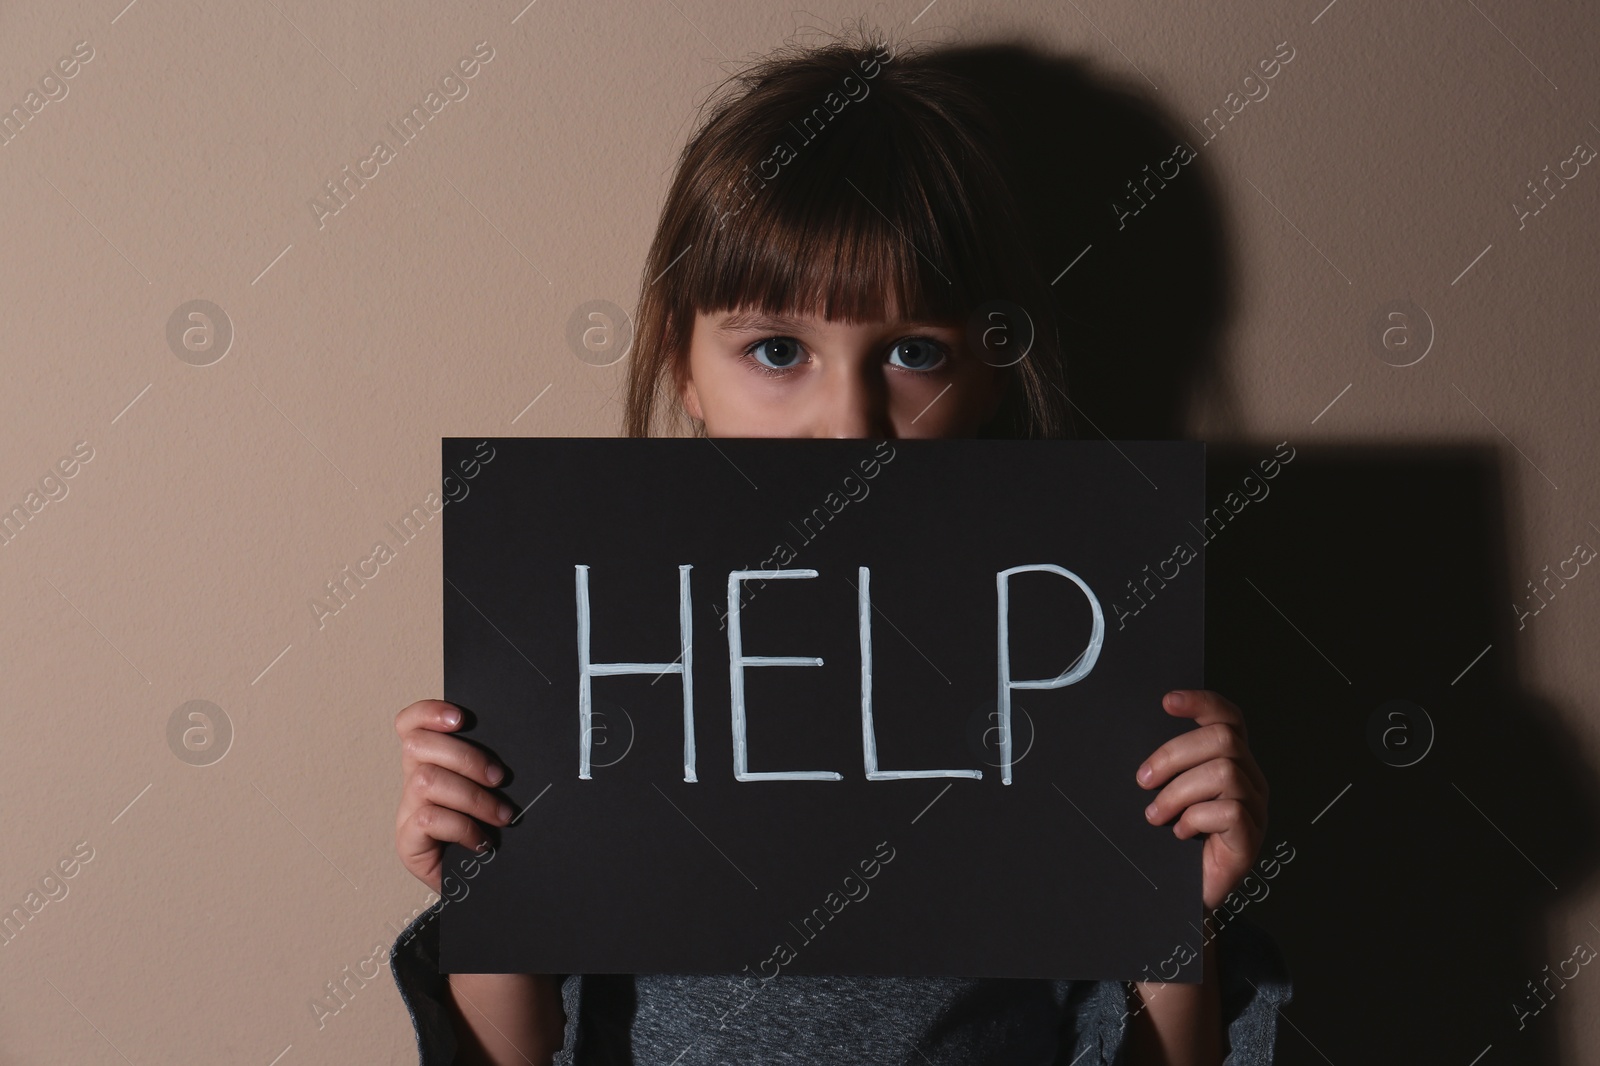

{"left": 711, "top": 311, "right": 955, "bottom": 335}
{"left": 712, "top": 312, "right": 812, "bottom": 335}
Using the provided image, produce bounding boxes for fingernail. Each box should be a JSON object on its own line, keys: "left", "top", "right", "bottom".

{"left": 497, "top": 802, "right": 514, "bottom": 822}
{"left": 445, "top": 708, "right": 462, "bottom": 727}
{"left": 486, "top": 764, "right": 503, "bottom": 785}
{"left": 1166, "top": 691, "right": 1188, "bottom": 708}
{"left": 1137, "top": 763, "right": 1154, "bottom": 785}
{"left": 1145, "top": 802, "right": 1158, "bottom": 821}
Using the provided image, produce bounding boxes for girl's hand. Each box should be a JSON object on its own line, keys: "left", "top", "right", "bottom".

{"left": 1135, "top": 690, "right": 1268, "bottom": 911}
{"left": 394, "top": 699, "right": 514, "bottom": 894}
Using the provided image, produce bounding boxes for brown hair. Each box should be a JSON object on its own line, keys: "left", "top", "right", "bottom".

{"left": 623, "top": 25, "right": 1069, "bottom": 439}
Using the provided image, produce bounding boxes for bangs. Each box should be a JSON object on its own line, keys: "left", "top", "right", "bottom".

{"left": 659, "top": 69, "right": 1025, "bottom": 328}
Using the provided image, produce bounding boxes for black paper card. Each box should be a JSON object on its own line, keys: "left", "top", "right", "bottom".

{"left": 439, "top": 437, "right": 1205, "bottom": 981}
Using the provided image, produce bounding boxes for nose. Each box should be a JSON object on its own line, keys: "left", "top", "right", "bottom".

{"left": 814, "top": 360, "right": 893, "bottom": 439}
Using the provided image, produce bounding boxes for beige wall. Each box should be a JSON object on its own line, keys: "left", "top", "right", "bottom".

{"left": 1, "top": 0, "right": 1596, "bottom": 1062}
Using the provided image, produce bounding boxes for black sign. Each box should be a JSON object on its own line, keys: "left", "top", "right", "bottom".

{"left": 439, "top": 438, "right": 1206, "bottom": 980}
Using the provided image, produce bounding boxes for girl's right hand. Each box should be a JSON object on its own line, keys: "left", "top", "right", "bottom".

{"left": 394, "top": 699, "right": 515, "bottom": 894}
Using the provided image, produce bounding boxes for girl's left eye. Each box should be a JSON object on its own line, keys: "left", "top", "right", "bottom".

{"left": 887, "top": 337, "right": 948, "bottom": 372}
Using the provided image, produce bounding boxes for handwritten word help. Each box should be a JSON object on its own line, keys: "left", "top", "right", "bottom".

{"left": 574, "top": 564, "right": 1104, "bottom": 786}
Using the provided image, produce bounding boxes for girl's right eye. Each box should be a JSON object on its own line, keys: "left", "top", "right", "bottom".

{"left": 744, "top": 336, "right": 807, "bottom": 372}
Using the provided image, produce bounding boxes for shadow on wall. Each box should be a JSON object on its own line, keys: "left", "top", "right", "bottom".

{"left": 1206, "top": 447, "right": 1600, "bottom": 1066}
{"left": 932, "top": 42, "right": 1600, "bottom": 1066}
{"left": 927, "top": 41, "right": 1236, "bottom": 439}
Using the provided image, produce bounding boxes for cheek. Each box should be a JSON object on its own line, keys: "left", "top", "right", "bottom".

{"left": 890, "top": 364, "right": 998, "bottom": 436}
{"left": 691, "top": 356, "right": 799, "bottom": 434}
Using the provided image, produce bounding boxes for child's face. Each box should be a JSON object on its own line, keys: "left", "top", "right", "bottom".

{"left": 679, "top": 307, "right": 1007, "bottom": 438}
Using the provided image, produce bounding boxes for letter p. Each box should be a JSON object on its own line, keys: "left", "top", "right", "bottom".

{"left": 996, "top": 564, "right": 1105, "bottom": 784}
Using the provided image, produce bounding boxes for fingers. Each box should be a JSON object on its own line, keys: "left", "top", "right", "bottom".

{"left": 1173, "top": 797, "right": 1257, "bottom": 843}
{"left": 1178, "top": 798, "right": 1263, "bottom": 904}
{"left": 1179, "top": 799, "right": 1264, "bottom": 911}
{"left": 1137, "top": 720, "right": 1267, "bottom": 798}
{"left": 1162, "top": 689, "right": 1246, "bottom": 737}
{"left": 1132, "top": 691, "right": 1270, "bottom": 909}
{"left": 393, "top": 698, "right": 512, "bottom": 895}
{"left": 395, "top": 761, "right": 511, "bottom": 893}
{"left": 396, "top": 698, "right": 464, "bottom": 739}
{"left": 1142, "top": 756, "right": 1267, "bottom": 832}
{"left": 398, "top": 761, "right": 514, "bottom": 834}
{"left": 1136, "top": 691, "right": 1267, "bottom": 797}
{"left": 397, "top": 802, "right": 498, "bottom": 892}
{"left": 400, "top": 727, "right": 506, "bottom": 790}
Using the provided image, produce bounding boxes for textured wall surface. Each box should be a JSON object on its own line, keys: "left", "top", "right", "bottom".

{"left": 1, "top": 1, "right": 1596, "bottom": 1063}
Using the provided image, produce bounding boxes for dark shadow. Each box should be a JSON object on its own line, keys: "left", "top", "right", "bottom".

{"left": 928, "top": 42, "right": 1600, "bottom": 1066}
{"left": 572, "top": 974, "right": 639, "bottom": 1064}
{"left": 1205, "top": 445, "right": 1600, "bottom": 1066}
{"left": 928, "top": 42, "right": 1236, "bottom": 438}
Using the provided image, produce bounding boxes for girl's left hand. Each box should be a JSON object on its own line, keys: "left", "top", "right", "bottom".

{"left": 1135, "top": 689, "right": 1268, "bottom": 911}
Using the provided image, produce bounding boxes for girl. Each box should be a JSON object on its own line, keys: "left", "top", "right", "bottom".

{"left": 391, "top": 27, "right": 1289, "bottom": 1066}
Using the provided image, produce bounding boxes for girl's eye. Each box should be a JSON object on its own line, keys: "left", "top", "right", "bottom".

{"left": 745, "top": 336, "right": 807, "bottom": 371}
{"left": 887, "top": 337, "right": 948, "bottom": 372}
